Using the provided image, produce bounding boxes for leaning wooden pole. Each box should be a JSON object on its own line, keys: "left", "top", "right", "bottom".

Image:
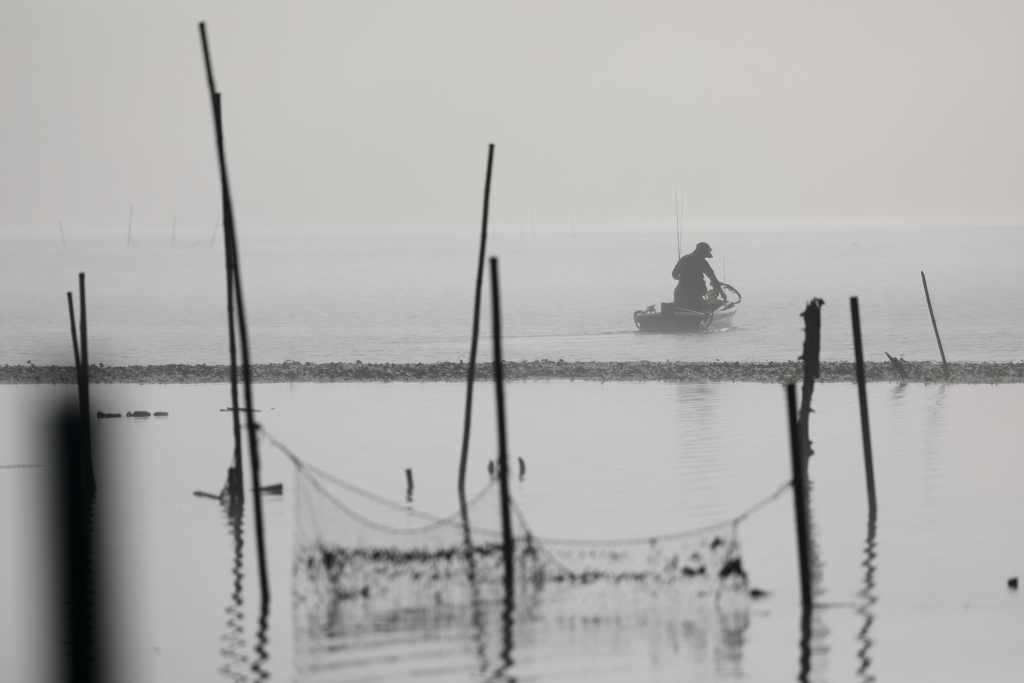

{"left": 199, "top": 22, "right": 269, "bottom": 604}
{"left": 490, "top": 257, "right": 515, "bottom": 598}
{"left": 850, "top": 297, "right": 878, "bottom": 519}
{"left": 920, "top": 271, "right": 950, "bottom": 380}
{"left": 78, "top": 274, "right": 96, "bottom": 493}
{"left": 458, "top": 143, "right": 495, "bottom": 499}
{"left": 67, "top": 293, "right": 81, "bottom": 370}
{"left": 787, "top": 383, "right": 813, "bottom": 612}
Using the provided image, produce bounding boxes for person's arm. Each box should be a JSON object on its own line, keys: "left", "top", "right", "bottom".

{"left": 704, "top": 261, "right": 722, "bottom": 292}
{"left": 671, "top": 258, "right": 682, "bottom": 280}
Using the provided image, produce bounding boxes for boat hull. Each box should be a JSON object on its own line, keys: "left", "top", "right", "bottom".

{"left": 634, "top": 302, "right": 737, "bottom": 333}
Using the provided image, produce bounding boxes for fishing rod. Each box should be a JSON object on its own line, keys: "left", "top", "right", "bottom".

{"left": 674, "top": 185, "right": 682, "bottom": 260}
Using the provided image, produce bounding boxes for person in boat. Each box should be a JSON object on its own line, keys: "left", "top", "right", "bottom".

{"left": 672, "top": 241, "right": 722, "bottom": 311}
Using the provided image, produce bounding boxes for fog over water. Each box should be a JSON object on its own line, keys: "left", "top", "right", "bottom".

{"left": 1, "top": 226, "right": 1022, "bottom": 368}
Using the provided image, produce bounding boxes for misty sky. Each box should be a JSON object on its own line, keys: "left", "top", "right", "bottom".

{"left": 3, "top": 1, "right": 1023, "bottom": 237}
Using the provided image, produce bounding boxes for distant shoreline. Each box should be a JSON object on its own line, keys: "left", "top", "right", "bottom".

{"left": 2, "top": 360, "right": 1023, "bottom": 385}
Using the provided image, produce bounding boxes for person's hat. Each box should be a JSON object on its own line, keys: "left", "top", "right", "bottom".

{"left": 696, "top": 242, "right": 713, "bottom": 258}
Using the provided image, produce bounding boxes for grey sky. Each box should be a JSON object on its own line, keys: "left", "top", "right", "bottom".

{"left": 3, "top": 1, "right": 1023, "bottom": 237}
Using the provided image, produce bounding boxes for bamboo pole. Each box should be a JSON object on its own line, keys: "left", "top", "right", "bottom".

{"left": 490, "top": 257, "right": 514, "bottom": 598}
{"left": 787, "top": 383, "right": 812, "bottom": 611}
{"left": 458, "top": 143, "right": 494, "bottom": 499}
{"left": 199, "top": 22, "right": 269, "bottom": 604}
{"left": 920, "top": 271, "right": 950, "bottom": 380}
{"left": 850, "top": 297, "right": 878, "bottom": 519}
{"left": 225, "top": 235, "right": 243, "bottom": 498}
{"left": 78, "top": 274, "right": 96, "bottom": 493}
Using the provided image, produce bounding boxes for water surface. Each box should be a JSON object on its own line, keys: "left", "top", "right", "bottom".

{"left": 1, "top": 380, "right": 1021, "bottom": 681}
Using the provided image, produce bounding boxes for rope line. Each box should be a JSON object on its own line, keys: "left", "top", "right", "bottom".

{"left": 263, "top": 426, "right": 792, "bottom": 548}
{"left": 262, "top": 427, "right": 495, "bottom": 523}
{"left": 263, "top": 427, "right": 500, "bottom": 536}
{"left": 511, "top": 479, "right": 792, "bottom": 547}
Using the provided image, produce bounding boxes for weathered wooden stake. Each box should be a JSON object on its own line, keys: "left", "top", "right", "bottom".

{"left": 850, "top": 297, "right": 878, "bottom": 518}
{"left": 787, "top": 383, "right": 813, "bottom": 612}
{"left": 920, "top": 271, "right": 950, "bottom": 380}
{"left": 405, "top": 468, "right": 414, "bottom": 501}
{"left": 490, "top": 257, "right": 514, "bottom": 597}
{"left": 200, "top": 22, "right": 268, "bottom": 605}
{"left": 798, "top": 299, "right": 824, "bottom": 459}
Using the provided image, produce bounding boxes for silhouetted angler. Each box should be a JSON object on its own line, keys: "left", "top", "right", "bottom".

{"left": 672, "top": 242, "right": 722, "bottom": 311}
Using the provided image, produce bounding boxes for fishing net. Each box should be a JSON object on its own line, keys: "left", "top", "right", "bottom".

{"left": 268, "top": 432, "right": 786, "bottom": 641}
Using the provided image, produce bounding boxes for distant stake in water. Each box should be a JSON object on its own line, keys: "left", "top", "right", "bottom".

{"left": 405, "top": 468, "right": 414, "bottom": 502}
{"left": 490, "top": 257, "right": 515, "bottom": 598}
{"left": 850, "top": 297, "right": 878, "bottom": 518}
{"left": 920, "top": 271, "right": 950, "bottom": 380}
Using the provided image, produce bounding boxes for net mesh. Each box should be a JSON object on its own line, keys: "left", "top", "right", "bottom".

{"left": 274, "top": 435, "right": 786, "bottom": 641}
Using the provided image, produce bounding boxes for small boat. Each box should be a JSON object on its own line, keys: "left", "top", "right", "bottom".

{"left": 633, "top": 283, "right": 741, "bottom": 333}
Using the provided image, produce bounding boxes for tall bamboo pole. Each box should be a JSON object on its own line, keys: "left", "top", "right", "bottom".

{"left": 490, "top": 257, "right": 514, "bottom": 598}
{"left": 78, "top": 274, "right": 95, "bottom": 493}
{"left": 223, "top": 208, "right": 243, "bottom": 497}
{"left": 458, "top": 143, "right": 495, "bottom": 499}
{"left": 199, "top": 22, "right": 269, "bottom": 604}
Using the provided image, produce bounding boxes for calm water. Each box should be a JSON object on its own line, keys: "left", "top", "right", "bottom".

{"left": 2, "top": 226, "right": 1023, "bottom": 366}
{"left": 2, "top": 380, "right": 1022, "bottom": 682}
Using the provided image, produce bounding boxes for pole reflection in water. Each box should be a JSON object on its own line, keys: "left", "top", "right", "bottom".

{"left": 252, "top": 602, "right": 270, "bottom": 682}
{"left": 798, "top": 481, "right": 830, "bottom": 683}
{"left": 219, "top": 497, "right": 247, "bottom": 682}
{"left": 856, "top": 518, "right": 878, "bottom": 683}
{"left": 798, "top": 607, "right": 811, "bottom": 683}
{"left": 491, "top": 587, "right": 516, "bottom": 683}
{"left": 462, "top": 509, "right": 493, "bottom": 679}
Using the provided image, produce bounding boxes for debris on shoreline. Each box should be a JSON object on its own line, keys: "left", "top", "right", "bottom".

{"left": 3, "top": 359, "right": 1024, "bottom": 385}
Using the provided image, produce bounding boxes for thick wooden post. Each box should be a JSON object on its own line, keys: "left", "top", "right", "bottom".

{"left": 920, "top": 272, "right": 950, "bottom": 380}
{"left": 787, "top": 383, "right": 812, "bottom": 611}
{"left": 490, "top": 257, "right": 514, "bottom": 597}
{"left": 850, "top": 297, "right": 878, "bottom": 518}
